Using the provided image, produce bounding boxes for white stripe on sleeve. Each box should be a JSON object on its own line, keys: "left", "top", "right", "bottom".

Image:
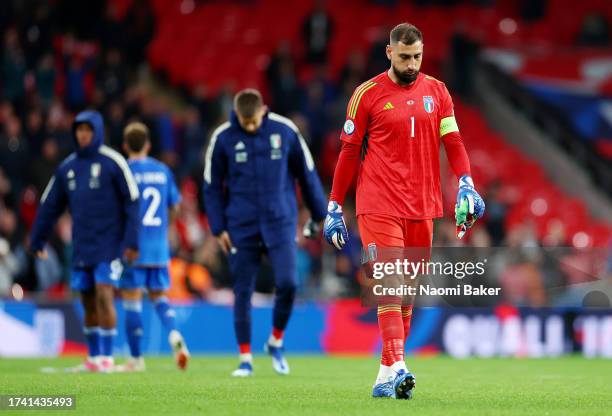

{"left": 204, "top": 121, "right": 231, "bottom": 184}
{"left": 99, "top": 145, "right": 139, "bottom": 201}
{"left": 40, "top": 176, "right": 56, "bottom": 203}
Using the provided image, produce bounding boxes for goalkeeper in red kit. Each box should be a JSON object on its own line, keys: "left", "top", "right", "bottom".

{"left": 323, "top": 23, "right": 485, "bottom": 399}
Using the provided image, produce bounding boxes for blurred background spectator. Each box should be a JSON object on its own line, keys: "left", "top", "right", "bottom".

{"left": 302, "top": 0, "right": 334, "bottom": 65}
{"left": 576, "top": 13, "right": 610, "bottom": 47}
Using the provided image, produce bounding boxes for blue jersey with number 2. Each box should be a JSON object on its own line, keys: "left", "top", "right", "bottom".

{"left": 128, "top": 157, "right": 180, "bottom": 266}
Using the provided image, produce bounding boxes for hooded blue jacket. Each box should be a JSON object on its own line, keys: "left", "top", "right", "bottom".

{"left": 203, "top": 111, "right": 327, "bottom": 248}
{"left": 30, "top": 110, "right": 140, "bottom": 267}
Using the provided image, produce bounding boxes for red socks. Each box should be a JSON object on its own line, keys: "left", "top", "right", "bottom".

{"left": 378, "top": 305, "right": 404, "bottom": 366}
{"left": 272, "top": 327, "right": 284, "bottom": 340}
{"left": 241, "top": 328, "right": 285, "bottom": 356}
{"left": 402, "top": 306, "right": 413, "bottom": 343}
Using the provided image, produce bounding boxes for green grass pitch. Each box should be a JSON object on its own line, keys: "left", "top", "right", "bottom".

{"left": 0, "top": 356, "right": 611, "bottom": 415}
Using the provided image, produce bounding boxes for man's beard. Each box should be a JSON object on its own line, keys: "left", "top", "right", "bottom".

{"left": 392, "top": 65, "right": 418, "bottom": 85}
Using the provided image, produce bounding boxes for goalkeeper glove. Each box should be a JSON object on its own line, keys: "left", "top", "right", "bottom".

{"left": 323, "top": 201, "right": 349, "bottom": 250}
{"left": 455, "top": 175, "right": 485, "bottom": 239}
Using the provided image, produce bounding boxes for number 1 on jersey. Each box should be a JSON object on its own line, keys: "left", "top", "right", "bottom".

{"left": 410, "top": 116, "right": 415, "bottom": 138}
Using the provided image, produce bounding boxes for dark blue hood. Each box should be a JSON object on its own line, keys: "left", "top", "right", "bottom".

{"left": 72, "top": 110, "right": 105, "bottom": 157}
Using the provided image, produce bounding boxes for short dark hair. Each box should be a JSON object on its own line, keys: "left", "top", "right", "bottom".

{"left": 390, "top": 23, "right": 423, "bottom": 45}
{"left": 233, "top": 88, "right": 263, "bottom": 118}
{"left": 123, "top": 121, "right": 149, "bottom": 152}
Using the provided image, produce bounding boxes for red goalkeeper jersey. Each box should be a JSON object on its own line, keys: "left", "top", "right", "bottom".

{"left": 339, "top": 71, "right": 460, "bottom": 219}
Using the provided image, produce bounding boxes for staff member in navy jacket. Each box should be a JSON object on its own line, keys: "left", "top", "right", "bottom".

{"left": 31, "top": 110, "right": 140, "bottom": 372}
{"left": 204, "top": 89, "right": 327, "bottom": 377}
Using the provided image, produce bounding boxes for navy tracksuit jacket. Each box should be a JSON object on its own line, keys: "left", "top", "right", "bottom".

{"left": 30, "top": 110, "right": 140, "bottom": 268}
{"left": 203, "top": 111, "right": 326, "bottom": 344}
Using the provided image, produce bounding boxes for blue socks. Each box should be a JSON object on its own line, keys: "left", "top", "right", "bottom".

{"left": 83, "top": 326, "right": 100, "bottom": 358}
{"left": 99, "top": 328, "right": 117, "bottom": 357}
{"left": 123, "top": 300, "right": 143, "bottom": 358}
{"left": 154, "top": 296, "right": 177, "bottom": 332}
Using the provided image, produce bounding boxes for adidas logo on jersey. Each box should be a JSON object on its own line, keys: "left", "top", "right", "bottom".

{"left": 383, "top": 102, "right": 394, "bottom": 110}
{"left": 234, "top": 141, "right": 245, "bottom": 150}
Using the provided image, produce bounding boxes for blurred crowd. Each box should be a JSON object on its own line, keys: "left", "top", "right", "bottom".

{"left": 0, "top": 0, "right": 610, "bottom": 305}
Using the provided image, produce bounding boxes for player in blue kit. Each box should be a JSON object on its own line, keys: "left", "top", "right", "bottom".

{"left": 116, "top": 122, "right": 190, "bottom": 372}
{"left": 31, "top": 110, "right": 140, "bottom": 373}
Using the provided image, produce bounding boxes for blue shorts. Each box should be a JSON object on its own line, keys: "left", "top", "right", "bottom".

{"left": 119, "top": 266, "right": 170, "bottom": 291}
{"left": 71, "top": 260, "right": 123, "bottom": 291}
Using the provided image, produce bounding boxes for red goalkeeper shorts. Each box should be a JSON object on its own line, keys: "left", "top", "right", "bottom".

{"left": 357, "top": 214, "right": 433, "bottom": 248}
{"left": 357, "top": 215, "right": 433, "bottom": 306}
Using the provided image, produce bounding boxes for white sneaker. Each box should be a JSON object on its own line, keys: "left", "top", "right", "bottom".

{"left": 231, "top": 361, "right": 253, "bottom": 377}
{"left": 115, "top": 357, "right": 146, "bottom": 372}
{"left": 98, "top": 357, "right": 115, "bottom": 373}
{"left": 65, "top": 357, "right": 100, "bottom": 373}
{"left": 169, "top": 330, "right": 190, "bottom": 370}
{"left": 264, "top": 343, "right": 290, "bottom": 375}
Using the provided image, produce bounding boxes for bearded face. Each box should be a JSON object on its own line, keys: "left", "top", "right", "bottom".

{"left": 386, "top": 40, "right": 423, "bottom": 86}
